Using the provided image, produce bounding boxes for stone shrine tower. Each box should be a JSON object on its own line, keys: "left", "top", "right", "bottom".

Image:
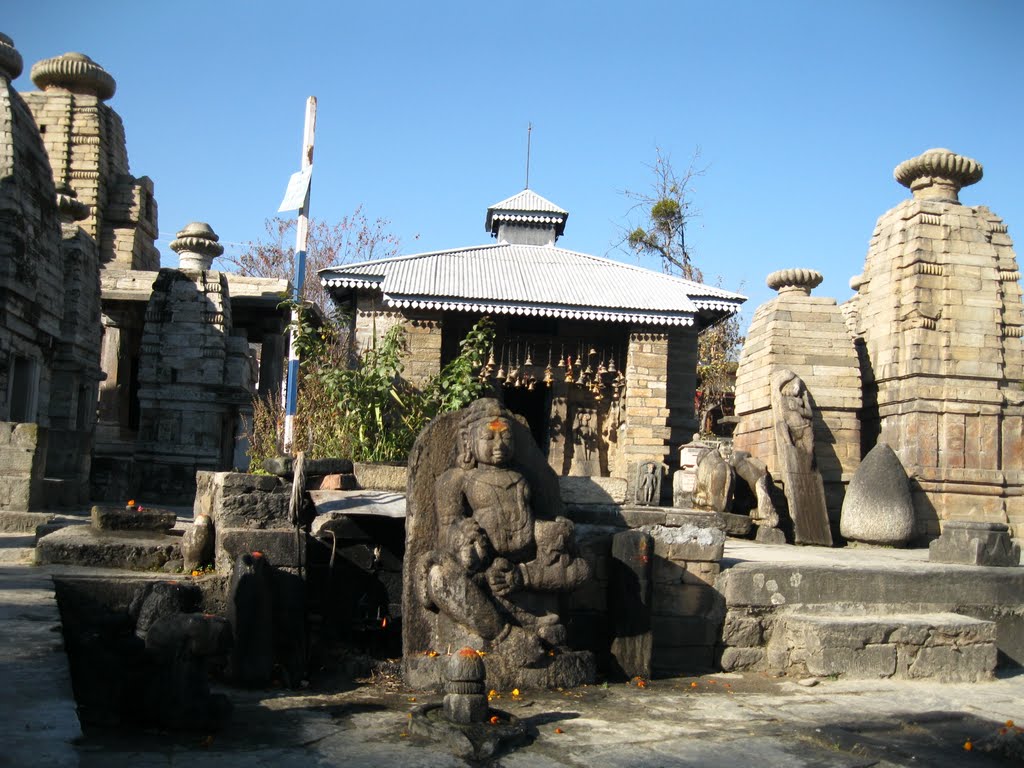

{"left": 732, "top": 268, "right": 862, "bottom": 525}
{"left": 845, "top": 148, "right": 1024, "bottom": 537}
{"left": 22, "top": 51, "right": 158, "bottom": 270}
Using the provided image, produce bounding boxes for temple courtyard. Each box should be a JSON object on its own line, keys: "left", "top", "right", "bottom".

{"left": 3, "top": 526, "right": 1022, "bottom": 768}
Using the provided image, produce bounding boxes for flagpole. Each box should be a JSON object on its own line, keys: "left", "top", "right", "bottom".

{"left": 283, "top": 96, "right": 317, "bottom": 452}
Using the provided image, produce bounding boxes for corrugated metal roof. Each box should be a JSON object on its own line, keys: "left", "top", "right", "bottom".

{"left": 487, "top": 189, "right": 568, "bottom": 215}
{"left": 485, "top": 189, "right": 569, "bottom": 236}
{"left": 320, "top": 243, "right": 745, "bottom": 327}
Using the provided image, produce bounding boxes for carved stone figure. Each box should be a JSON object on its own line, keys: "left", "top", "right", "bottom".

{"left": 691, "top": 447, "right": 734, "bottom": 513}
{"left": 635, "top": 461, "right": 661, "bottom": 506}
{"left": 771, "top": 370, "right": 832, "bottom": 545}
{"left": 729, "top": 450, "right": 781, "bottom": 538}
{"left": 404, "top": 398, "right": 595, "bottom": 690}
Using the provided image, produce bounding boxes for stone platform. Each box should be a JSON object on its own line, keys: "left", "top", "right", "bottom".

{"left": 35, "top": 525, "right": 183, "bottom": 570}
{"left": 718, "top": 540, "right": 1024, "bottom": 676}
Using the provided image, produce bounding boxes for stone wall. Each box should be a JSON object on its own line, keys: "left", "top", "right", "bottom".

{"left": 0, "top": 422, "right": 47, "bottom": 511}
{"left": 733, "top": 269, "right": 861, "bottom": 522}
{"left": 619, "top": 328, "right": 698, "bottom": 498}
{"left": 845, "top": 149, "right": 1024, "bottom": 538}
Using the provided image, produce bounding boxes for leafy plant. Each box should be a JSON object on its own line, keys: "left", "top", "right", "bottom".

{"left": 246, "top": 310, "right": 496, "bottom": 466}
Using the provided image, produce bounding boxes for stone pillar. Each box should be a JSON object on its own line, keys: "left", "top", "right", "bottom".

{"left": 621, "top": 330, "right": 672, "bottom": 500}
{"left": 403, "top": 313, "right": 442, "bottom": 387}
{"left": 733, "top": 269, "right": 861, "bottom": 525}
{"left": 845, "top": 149, "right": 1024, "bottom": 538}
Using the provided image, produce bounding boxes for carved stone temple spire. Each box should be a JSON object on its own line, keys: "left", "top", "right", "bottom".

{"left": 30, "top": 51, "right": 116, "bottom": 101}
{"left": 893, "top": 148, "right": 983, "bottom": 204}
{"left": 170, "top": 222, "right": 224, "bottom": 272}
{"left": 0, "top": 33, "right": 23, "bottom": 81}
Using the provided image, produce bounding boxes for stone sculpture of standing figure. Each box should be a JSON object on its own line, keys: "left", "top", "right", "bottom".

{"left": 770, "top": 369, "right": 832, "bottom": 546}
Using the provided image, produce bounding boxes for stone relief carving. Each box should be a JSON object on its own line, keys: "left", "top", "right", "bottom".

{"left": 404, "top": 398, "right": 594, "bottom": 689}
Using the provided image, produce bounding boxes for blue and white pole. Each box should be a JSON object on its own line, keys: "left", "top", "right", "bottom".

{"left": 282, "top": 96, "right": 317, "bottom": 452}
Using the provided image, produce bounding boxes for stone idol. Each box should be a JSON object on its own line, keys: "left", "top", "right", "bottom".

{"left": 403, "top": 399, "right": 595, "bottom": 689}
{"left": 771, "top": 369, "right": 831, "bottom": 545}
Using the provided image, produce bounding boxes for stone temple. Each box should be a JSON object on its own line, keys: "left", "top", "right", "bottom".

{"left": 734, "top": 148, "right": 1024, "bottom": 541}
{"left": 0, "top": 37, "right": 291, "bottom": 514}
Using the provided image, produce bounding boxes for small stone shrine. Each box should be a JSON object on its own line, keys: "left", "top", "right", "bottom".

{"left": 403, "top": 398, "right": 595, "bottom": 690}
{"left": 732, "top": 268, "right": 861, "bottom": 540}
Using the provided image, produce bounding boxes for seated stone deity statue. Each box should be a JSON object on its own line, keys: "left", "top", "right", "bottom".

{"left": 403, "top": 398, "right": 594, "bottom": 689}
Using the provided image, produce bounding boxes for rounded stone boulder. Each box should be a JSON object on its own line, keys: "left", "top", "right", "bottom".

{"left": 840, "top": 443, "right": 915, "bottom": 546}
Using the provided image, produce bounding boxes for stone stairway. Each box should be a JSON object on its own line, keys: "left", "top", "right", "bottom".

{"left": 765, "top": 611, "right": 997, "bottom": 682}
{"left": 716, "top": 541, "right": 1023, "bottom": 681}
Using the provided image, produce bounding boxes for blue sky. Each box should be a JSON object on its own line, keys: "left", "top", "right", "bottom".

{"left": 8, "top": 1, "right": 1024, "bottom": 326}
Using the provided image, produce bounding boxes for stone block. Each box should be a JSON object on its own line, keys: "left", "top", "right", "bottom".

{"left": 719, "top": 646, "right": 765, "bottom": 671}
{"left": 651, "top": 615, "right": 721, "bottom": 647}
{"left": 215, "top": 528, "right": 303, "bottom": 573}
{"left": 91, "top": 504, "right": 177, "bottom": 532}
{"left": 652, "top": 582, "right": 719, "bottom": 617}
{"left": 352, "top": 462, "right": 407, "bottom": 491}
{"left": 929, "top": 521, "right": 1021, "bottom": 566}
{"left": 721, "top": 613, "right": 763, "bottom": 648}
{"left": 558, "top": 475, "right": 627, "bottom": 505}
{"left": 36, "top": 525, "right": 181, "bottom": 570}
{"left": 644, "top": 522, "right": 725, "bottom": 562}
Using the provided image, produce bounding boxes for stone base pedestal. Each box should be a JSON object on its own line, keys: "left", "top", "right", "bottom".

{"left": 929, "top": 521, "right": 1021, "bottom": 566}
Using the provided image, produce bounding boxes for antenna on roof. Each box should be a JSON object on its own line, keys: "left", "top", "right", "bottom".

{"left": 525, "top": 122, "right": 532, "bottom": 190}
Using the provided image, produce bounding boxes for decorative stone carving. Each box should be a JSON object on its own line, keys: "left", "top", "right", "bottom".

{"left": 30, "top": 51, "right": 116, "bottom": 101}
{"left": 765, "top": 268, "right": 823, "bottom": 295}
{"left": 893, "top": 148, "right": 983, "bottom": 202}
{"left": 443, "top": 648, "right": 488, "bottom": 724}
{"left": 730, "top": 450, "right": 780, "bottom": 536}
{"left": 840, "top": 443, "right": 915, "bottom": 546}
{"left": 170, "top": 222, "right": 224, "bottom": 272}
{"left": 182, "top": 512, "right": 214, "bottom": 572}
{"left": 771, "top": 369, "right": 832, "bottom": 546}
{"left": 635, "top": 460, "right": 662, "bottom": 506}
{"left": 929, "top": 522, "right": 1021, "bottom": 567}
{"left": 692, "top": 447, "right": 734, "bottom": 513}
{"left": 403, "top": 398, "right": 594, "bottom": 690}
{"left": 0, "top": 33, "right": 24, "bottom": 80}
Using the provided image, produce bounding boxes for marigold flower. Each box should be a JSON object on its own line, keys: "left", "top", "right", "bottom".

{"left": 554, "top": 727, "right": 564, "bottom": 734}
{"left": 690, "top": 682, "right": 698, "bottom": 688}
{"left": 1008, "top": 720, "right": 1016, "bottom": 728}
{"left": 512, "top": 688, "right": 521, "bottom": 697}
{"left": 127, "top": 499, "right": 135, "bottom": 507}
{"left": 489, "top": 715, "right": 500, "bottom": 725}
{"left": 964, "top": 740, "right": 973, "bottom": 751}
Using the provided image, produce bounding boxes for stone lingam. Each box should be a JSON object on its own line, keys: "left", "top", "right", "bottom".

{"left": 408, "top": 647, "right": 533, "bottom": 760}
{"left": 403, "top": 398, "right": 595, "bottom": 691}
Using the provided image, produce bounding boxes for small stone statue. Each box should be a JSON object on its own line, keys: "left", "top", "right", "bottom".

{"left": 636, "top": 461, "right": 660, "bottom": 506}
{"left": 691, "top": 446, "right": 734, "bottom": 513}
{"left": 404, "top": 398, "right": 595, "bottom": 689}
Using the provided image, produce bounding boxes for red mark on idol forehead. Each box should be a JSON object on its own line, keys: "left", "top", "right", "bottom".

{"left": 488, "top": 419, "right": 508, "bottom": 432}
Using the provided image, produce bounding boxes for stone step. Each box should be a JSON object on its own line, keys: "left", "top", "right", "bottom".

{"left": 35, "top": 525, "right": 182, "bottom": 571}
{"left": 766, "top": 611, "right": 997, "bottom": 682}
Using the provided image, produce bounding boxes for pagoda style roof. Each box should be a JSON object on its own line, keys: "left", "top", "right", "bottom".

{"left": 321, "top": 242, "right": 745, "bottom": 328}
{"left": 485, "top": 189, "right": 569, "bottom": 238}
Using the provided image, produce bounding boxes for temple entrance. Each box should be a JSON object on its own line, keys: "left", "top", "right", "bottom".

{"left": 502, "top": 384, "right": 552, "bottom": 456}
